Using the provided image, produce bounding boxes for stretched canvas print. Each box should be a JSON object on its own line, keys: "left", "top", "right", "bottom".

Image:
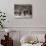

{"left": 14, "top": 4, "right": 32, "bottom": 18}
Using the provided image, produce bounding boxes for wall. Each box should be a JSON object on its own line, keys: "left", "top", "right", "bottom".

{"left": 0, "top": 0, "right": 46, "bottom": 32}
{"left": 0, "top": 0, "right": 46, "bottom": 28}
{"left": 0, "top": 0, "right": 46, "bottom": 46}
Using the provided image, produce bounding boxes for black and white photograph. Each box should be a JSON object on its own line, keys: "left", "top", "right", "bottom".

{"left": 14, "top": 4, "right": 32, "bottom": 18}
